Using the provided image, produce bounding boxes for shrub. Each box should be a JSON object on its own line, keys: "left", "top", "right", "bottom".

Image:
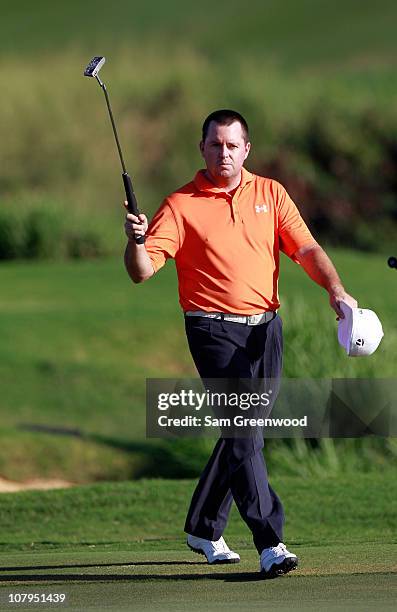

{"left": 0, "top": 204, "right": 107, "bottom": 261}
{"left": 23, "top": 208, "right": 65, "bottom": 259}
{"left": 0, "top": 209, "right": 22, "bottom": 259}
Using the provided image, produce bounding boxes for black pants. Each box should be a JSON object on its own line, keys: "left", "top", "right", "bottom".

{"left": 184, "top": 314, "right": 284, "bottom": 554}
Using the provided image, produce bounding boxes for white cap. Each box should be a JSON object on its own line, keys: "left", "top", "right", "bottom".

{"left": 337, "top": 301, "right": 384, "bottom": 357}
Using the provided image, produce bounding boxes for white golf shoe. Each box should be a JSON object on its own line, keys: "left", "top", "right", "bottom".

{"left": 259, "top": 542, "right": 298, "bottom": 578}
{"left": 187, "top": 534, "right": 240, "bottom": 564}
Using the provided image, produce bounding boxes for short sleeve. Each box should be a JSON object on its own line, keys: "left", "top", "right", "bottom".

{"left": 145, "top": 200, "right": 180, "bottom": 272}
{"left": 276, "top": 183, "right": 316, "bottom": 262}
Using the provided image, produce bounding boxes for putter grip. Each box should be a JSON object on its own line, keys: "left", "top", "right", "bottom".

{"left": 123, "top": 172, "right": 145, "bottom": 245}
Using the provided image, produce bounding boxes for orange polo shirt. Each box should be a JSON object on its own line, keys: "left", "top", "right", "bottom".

{"left": 145, "top": 168, "right": 316, "bottom": 314}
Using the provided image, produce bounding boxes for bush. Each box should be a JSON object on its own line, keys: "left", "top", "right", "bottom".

{"left": 0, "top": 209, "right": 22, "bottom": 259}
{"left": 0, "top": 204, "right": 107, "bottom": 261}
{"left": 252, "top": 102, "right": 397, "bottom": 251}
{"left": 23, "top": 208, "right": 65, "bottom": 259}
{"left": 2, "top": 49, "right": 397, "bottom": 256}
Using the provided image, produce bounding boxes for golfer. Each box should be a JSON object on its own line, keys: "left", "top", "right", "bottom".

{"left": 123, "top": 109, "right": 357, "bottom": 577}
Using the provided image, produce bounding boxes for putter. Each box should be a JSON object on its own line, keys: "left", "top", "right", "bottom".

{"left": 84, "top": 56, "right": 145, "bottom": 244}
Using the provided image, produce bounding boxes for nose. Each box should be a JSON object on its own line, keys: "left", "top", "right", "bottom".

{"left": 219, "top": 144, "right": 229, "bottom": 159}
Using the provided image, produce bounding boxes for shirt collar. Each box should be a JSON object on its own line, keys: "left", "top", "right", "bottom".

{"left": 193, "top": 167, "right": 254, "bottom": 194}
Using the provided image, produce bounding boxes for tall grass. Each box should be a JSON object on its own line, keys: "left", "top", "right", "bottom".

{"left": 0, "top": 204, "right": 106, "bottom": 260}
{"left": 1, "top": 47, "right": 396, "bottom": 257}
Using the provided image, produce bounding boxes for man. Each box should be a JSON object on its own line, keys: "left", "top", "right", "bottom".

{"left": 124, "top": 109, "right": 357, "bottom": 577}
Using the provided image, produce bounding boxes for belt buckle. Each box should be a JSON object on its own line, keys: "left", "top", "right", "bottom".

{"left": 226, "top": 315, "right": 242, "bottom": 323}
{"left": 248, "top": 314, "right": 260, "bottom": 326}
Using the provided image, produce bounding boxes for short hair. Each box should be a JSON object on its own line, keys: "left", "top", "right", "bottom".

{"left": 202, "top": 109, "right": 249, "bottom": 142}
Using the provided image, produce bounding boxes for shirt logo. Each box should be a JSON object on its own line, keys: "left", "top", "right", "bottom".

{"left": 255, "top": 204, "right": 268, "bottom": 213}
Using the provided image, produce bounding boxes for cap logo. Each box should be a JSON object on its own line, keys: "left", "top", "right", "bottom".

{"left": 337, "top": 301, "right": 384, "bottom": 357}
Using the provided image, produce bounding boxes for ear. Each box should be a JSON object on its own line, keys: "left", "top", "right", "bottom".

{"left": 199, "top": 140, "right": 205, "bottom": 157}
{"left": 244, "top": 141, "right": 251, "bottom": 160}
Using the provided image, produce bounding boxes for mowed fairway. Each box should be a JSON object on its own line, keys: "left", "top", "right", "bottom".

{"left": 0, "top": 546, "right": 395, "bottom": 611}
{"left": 0, "top": 473, "right": 396, "bottom": 610}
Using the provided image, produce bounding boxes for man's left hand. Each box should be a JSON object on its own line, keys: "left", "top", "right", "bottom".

{"left": 328, "top": 285, "right": 357, "bottom": 319}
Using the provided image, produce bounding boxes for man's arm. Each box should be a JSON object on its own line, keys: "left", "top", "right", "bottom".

{"left": 294, "top": 243, "right": 357, "bottom": 318}
{"left": 124, "top": 205, "right": 155, "bottom": 283}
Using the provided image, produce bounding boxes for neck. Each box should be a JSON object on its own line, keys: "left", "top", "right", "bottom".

{"left": 205, "top": 170, "right": 242, "bottom": 192}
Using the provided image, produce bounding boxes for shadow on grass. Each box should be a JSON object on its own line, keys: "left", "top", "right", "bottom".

{"left": 0, "top": 561, "right": 204, "bottom": 571}
{"left": 1, "top": 570, "right": 394, "bottom": 583}
{"left": 0, "top": 571, "right": 265, "bottom": 583}
{"left": 17, "top": 424, "right": 211, "bottom": 478}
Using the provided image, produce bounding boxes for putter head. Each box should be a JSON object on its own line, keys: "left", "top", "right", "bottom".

{"left": 84, "top": 56, "right": 106, "bottom": 78}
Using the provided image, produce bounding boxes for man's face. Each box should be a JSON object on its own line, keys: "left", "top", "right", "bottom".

{"left": 200, "top": 121, "right": 251, "bottom": 185}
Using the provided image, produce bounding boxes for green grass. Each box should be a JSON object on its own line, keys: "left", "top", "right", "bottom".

{"left": 0, "top": 0, "right": 397, "bottom": 482}
{"left": 1, "top": 472, "right": 396, "bottom": 548}
{"left": 1, "top": 0, "right": 396, "bottom": 68}
{"left": 0, "top": 474, "right": 396, "bottom": 610}
{"left": 0, "top": 249, "right": 395, "bottom": 481}
{"left": 0, "top": 547, "right": 395, "bottom": 611}
{"left": 1, "top": 0, "right": 397, "bottom": 254}
{"left": 2, "top": 45, "right": 396, "bottom": 220}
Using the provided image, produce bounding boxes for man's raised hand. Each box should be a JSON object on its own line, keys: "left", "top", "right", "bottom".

{"left": 124, "top": 201, "right": 148, "bottom": 241}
